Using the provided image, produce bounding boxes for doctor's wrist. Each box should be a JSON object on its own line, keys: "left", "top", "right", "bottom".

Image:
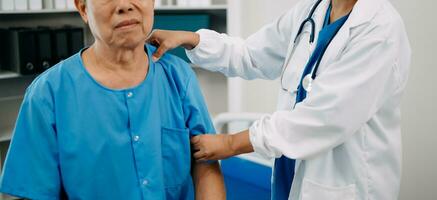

{"left": 229, "top": 130, "right": 254, "bottom": 156}
{"left": 181, "top": 32, "right": 200, "bottom": 50}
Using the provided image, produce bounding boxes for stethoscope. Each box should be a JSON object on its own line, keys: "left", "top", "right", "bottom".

{"left": 280, "top": 0, "right": 324, "bottom": 94}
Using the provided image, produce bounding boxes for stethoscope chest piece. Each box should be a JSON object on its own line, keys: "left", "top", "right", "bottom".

{"left": 302, "top": 74, "right": 314, "bottom": 92}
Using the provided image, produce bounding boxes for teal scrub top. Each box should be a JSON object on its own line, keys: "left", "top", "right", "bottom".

{"left": 0, "top": 44, "right": 215, "bottom": 200}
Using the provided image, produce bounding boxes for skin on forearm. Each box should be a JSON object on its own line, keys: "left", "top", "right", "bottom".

{"left": 229, "top": 130, "right": 254, "bottom": 156}
{"left": 180, "top": 31, "right": 200, "bottom": 50}
{"left": 192, "top": 162, "right": 226, "bottom": 200}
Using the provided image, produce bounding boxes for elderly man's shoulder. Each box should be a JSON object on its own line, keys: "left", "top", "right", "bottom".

{"left": 149, "top": 45, "right": 196, "bottom": 83}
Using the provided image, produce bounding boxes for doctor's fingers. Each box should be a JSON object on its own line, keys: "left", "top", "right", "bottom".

{"left": 193, "top": 150, "right": 217, "bottom": 162}
{"left": 151, "top": 41, "right": 171, "bottom": 62}
{"left": 191, "top": 135, "right": 202, "bottom": 144}
{"left": 193, "top": 150, "right": 204, "bottom": 160}
{"left": 191, "top": 136, "right": 204, "bottom": 153}
{"left": 147, "top": 30, "right": 170, "bottom": 61}
{"left": 192, "top": 144, "right": 201, "bottom": 151}
{"left": 147, "top": 30, "right": 183, "bottom": 61}
{"left": 191, "top": 137, "right": 202, "bottom": 155}
{"left": 193, "top": 145, "right": 216, "bottom": 161}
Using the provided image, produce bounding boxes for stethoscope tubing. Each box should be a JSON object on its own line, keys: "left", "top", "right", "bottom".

{"left": 280, "top": 0, "right": 324, "bottom": 93}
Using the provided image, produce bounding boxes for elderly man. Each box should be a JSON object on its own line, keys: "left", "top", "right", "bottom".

{"left": 0, "top": 0, "right": 225, "bottom": 199}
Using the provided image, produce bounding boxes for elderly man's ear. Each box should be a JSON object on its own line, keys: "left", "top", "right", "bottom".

{"left": 75, "top": 0, "right": 88, "bottom": 24}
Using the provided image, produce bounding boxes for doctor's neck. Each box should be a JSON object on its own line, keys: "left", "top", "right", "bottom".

{"left": 330, "top": 0, "right": 357, "bottom": 22}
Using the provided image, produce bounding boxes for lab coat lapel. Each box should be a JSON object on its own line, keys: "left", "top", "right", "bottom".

{"left": 313, "top": 0, "right": 349, "bottom": 74}
{"left": 316, "top": 24, "right": 350, "bottom": 73}
{"left": 314, "top": 0, "right": 382, "bottom": 75}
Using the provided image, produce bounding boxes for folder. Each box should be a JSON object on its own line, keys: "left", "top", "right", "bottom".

{"left": 52, "top": 27, "right": 69, "bottom": 64}
{"left": 177, "top": 0, "right": 190, "bottom": 6}
{"left": 6, "top": 28, "right": 39, "bottom": 75}
{"left": 0, "top": 29, "right": 8, "bottom": 71}
{"left": 29, "top": 0, "right": 43, "bottom": 10}
{"left": 67, "top": 26, "right": 84, "bottom": 55}
{"left": 35, "top": 27, "right": 52, "bottom": 73}
{"left": 1, "top": 0, "right": 14, "bottom": 11}
{"left": 54, "top": 0, "right": 66, "bottom": 9}
{"left": 43, "top": 0, "right": 53, "bottom": 9}
{"left": 15, "top": 0, "right": 28, "bottom": 10}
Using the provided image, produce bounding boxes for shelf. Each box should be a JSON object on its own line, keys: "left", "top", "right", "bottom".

{"left": 0, "top": 72, "right": 36, "bottom": 99}
{"left": 0, "top": 95, "right": 24, "bottom": 102}
{"left": 0, "top": 71, "right": 20, "bottom": 79}
{"left": 0, "top": 127, "right": 13, "bottom": 143}
{"left": 0, "top": 5, "right": 227, "bottom": 15}
{"left": 0, "top": 9, "right": 77, "bottom": 14}
{"left": 0, "top": 71, "right": 36, "bottom": 81}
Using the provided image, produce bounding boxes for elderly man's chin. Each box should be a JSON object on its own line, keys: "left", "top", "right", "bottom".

{"left": 112, "top": 28, "right": 148, "bottom": 49}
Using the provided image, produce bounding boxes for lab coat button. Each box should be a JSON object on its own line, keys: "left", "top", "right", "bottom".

{"left": 142, "top": 179, "right": 149, "bottom": 186}
{"left": 133, "top": 135, "right": 140, "bottom": 141}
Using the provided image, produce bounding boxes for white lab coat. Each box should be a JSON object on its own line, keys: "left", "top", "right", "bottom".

{"left": 186, "top": 0, "right": 411, "bottom": 199}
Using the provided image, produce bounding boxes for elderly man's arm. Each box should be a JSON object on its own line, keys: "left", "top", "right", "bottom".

{"left": 192, "top": 162, "right": 226, "bottom": 200}
{"left": 180, "top": 65, "right": 226, "bottom": 198}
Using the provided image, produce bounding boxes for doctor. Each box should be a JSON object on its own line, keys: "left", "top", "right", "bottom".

{"left": 148, "top": 0, "right": 411, "bottom": 199}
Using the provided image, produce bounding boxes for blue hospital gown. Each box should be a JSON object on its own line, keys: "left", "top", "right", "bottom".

{"left": 0, "top": 44, "right": 215, "bottom": 200}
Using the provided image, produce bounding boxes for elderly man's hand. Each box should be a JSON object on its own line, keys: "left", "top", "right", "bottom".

{"left": 191, "top": 130, "right": 254, "bottom": 162}
{"left": 147, "top": 29, "right": 200, "bottom": 62}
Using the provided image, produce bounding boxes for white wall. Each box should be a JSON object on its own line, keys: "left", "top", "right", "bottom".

{"left": 233, "top": 0, "right": 437, "bottom": 199}
{"left": 239, "top": 0, "right": 291, "bottom": 113}
{"left": 390, "top": 0, "right": 437, "bottom": 199}
{"left": 237, "top": 0, "right": 299, "bottom": 113}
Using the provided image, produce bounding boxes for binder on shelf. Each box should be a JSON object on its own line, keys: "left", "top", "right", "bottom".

{"left": 6, "top": 28, "right": 39, "bottom": 75}
{"left": 29, "top": 0, "right": 43, "bottom": 10}
{"left": 35, "top": 27, "right": 52, "bottom": 72}
{"left": 0, "top": 29, "right": 8, "bottom": 71}
{"left": 15, "top": 0, "right": 28, "bottom": 10}
{"left": 54, "top": 0, "right": 66, "bottom": 9}
{"left": 52, "top": 27, "right": 69, "bottom": 63}
{"left": 1, "top": 0, "right": 14, "bottom": 11}
{"left": 66, "top": 26, "right": 84, "bottom": 55}
{"left": 43, "top": 0, "right": 53, "bottom": 9}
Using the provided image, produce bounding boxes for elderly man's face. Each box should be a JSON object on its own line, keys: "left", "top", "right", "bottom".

{"left": 76, "top": 0, "right": 154, "bottom": 49}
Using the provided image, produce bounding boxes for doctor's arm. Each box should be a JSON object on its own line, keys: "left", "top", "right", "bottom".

{"left": 147, "top": 3, "right": 304, "bottom": 80}
{"left": 193, "top": 35, "right": 403, "bottom": 161}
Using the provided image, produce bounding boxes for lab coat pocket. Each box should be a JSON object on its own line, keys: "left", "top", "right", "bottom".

{"left": 301, "top": 179, "right": 356, "bottom": 200}
{"left": 161, "top": 127, "right": 191, "bottom": 188}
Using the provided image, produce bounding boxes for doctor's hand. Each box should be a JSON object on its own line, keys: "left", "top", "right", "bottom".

{"left": 146, "top": 29, "right": 200, "bottom": 62}
{"left": 191, "top": 130, "right": 255, "bottom": 162}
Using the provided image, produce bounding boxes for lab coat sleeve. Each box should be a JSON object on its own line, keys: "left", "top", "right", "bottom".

{"left": 185, "top": 5, "right": 301, "bottom": 80}
{"left": 182, "top": 69, "right": 216, "bottom": 135}
{"left": 0, "top": 82, "right": 62, "bottom": 199}
{"left": 249, "top": 36, "right": 401, "bottom": 160}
